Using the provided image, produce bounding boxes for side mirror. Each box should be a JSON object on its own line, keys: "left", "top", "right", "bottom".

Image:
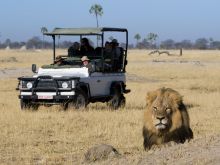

{"left": 32, "top": 64, "right": 37, "bottom": 73}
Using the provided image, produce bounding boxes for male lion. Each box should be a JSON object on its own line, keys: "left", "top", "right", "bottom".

{"left": 143, "top": 87, "right": 193, "bottom": 150}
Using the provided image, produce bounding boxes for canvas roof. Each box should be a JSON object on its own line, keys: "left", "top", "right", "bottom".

{"left": 44, "top": 27, "right": 127, "bottom": 36}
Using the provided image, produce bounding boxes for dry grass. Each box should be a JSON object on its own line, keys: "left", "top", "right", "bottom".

{"left": 0, "top": 49, "right": 220, "bottom": 164}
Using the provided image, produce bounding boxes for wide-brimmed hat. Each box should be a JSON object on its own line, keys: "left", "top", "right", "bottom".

{"left": 81, "top": 56, "right": 90, "bottom": 61}
{"left": 111, "top": 39, "right": 119, "bottom": 46}
{"left": 111, "top": 39, "right": 118, "bottom": 44}
{"left": 55, "top": 56, "right": 62, "bottom": 62}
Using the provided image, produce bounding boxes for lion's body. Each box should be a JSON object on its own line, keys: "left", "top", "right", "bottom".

{"left": 143, "top": 87, "right": 193, "bottom": 150}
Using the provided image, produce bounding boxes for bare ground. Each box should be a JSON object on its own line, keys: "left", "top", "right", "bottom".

{"left": 85, "top": 134, "right": 220, "bottom": 165}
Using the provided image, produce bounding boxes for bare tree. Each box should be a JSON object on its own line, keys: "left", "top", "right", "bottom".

{"left": 147, "top": 33, "right": 158, "bottom": 49}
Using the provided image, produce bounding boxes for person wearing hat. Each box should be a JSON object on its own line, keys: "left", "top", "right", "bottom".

{"left": 111, "top": 39, "right": 119, "bottom": 46}
{"left": 80, "top": 38, "right": 95, "bottom": 56}
{"left": 111, "top": 39, "right": 122, "bottom": 71}
{"left": 54, "top": 55, "right": 64, "bottom": 65}
{"left": 81, "top": 56, "right": 94, "bottom": 73}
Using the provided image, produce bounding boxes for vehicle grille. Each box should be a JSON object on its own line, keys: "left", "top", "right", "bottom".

{"left": 36, "top": 80, "right": 57, "bottom": 88}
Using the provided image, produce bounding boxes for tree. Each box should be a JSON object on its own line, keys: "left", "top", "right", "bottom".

{"left": 89, "top": 4, "right": 103, "bottom": 28}
{"left": 134, "top": 33, "right": 141, "bottom": 47}
{"left": 179, "top": 40, "right": 192, "bottom": 49}
{"left": 26, "top": 36, "right": 42, "bottom": 49}
{"left": 89, "top": 4, "right": 103, "bottom": 46}
{"left": 160, "top": 39, "right": 175, "bottom": 49}
{"left": 137, "top": 38, "right": 150, "bottom": 49}
{"left": 147, "top": 33, "right": 158, "bottom": 49}
{"left": 194, "top": 38, "right": 208, "bottom": 49}
{"left": 210, "top": 41, "right": 220, "bottom": 49}
{"left": 41, "top": 27, "right": 48, "bottom": 49}
{"left": 5, "top": 39, "right": 11, "bottom": 47}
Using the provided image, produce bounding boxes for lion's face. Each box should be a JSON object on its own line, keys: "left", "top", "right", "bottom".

{"left": 150, "top": 96, "right": 173, "bottom": 131}
{"left": 146, "top": 88, "right": 183, "bottom": 133}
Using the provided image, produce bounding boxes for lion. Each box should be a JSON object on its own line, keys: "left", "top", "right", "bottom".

{"left": 143, "top": 87, "right": 193, "bottom": 150}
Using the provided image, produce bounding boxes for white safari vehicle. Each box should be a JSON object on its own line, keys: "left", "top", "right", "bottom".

{"left": 17, "top": 27, "right": 130, "bottom": 110}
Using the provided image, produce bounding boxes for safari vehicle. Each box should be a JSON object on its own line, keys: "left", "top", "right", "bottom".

{"left": 17, "top": 27, "right": 130, "bottom": 110}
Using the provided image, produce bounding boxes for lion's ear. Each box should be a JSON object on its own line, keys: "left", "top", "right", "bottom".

{"left": 146, "top": 90, "right": 158, "bottom": 105}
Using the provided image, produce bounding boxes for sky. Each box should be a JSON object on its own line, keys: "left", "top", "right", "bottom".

{"left": 0, "top": 0, "right": 220, "bottom": 44}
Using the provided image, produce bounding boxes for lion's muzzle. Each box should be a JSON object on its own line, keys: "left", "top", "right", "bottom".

{"left": 154, "top": 116, "right": 168, "bottom": 130}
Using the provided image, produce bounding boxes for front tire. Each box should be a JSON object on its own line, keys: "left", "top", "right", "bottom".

{"left": 20, "top": 99, "right": 39, "bottom": 110}
{"left": 20, "top": 99, "right": 29, "bottom": 110}
{"left": 71, "top": 90, "right": 88, "bottom": 109}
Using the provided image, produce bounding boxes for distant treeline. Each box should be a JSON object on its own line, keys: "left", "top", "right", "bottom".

{"left": 1, "top": 36, "right": 220, "bottom": 50}
{"left": 134, "top": 38, "right": 220, "bottom": 50}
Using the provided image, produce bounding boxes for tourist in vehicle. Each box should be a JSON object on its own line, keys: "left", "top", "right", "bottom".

{"left": 80, "top": 38, "right": 94, "bottom": 56}
{"left": 111, "top": 39, "right": 121, "bottom": 58}
{"left": 68, "top": 42, "right": 80, "bottom": 57}
{"left": 102, "top": 41, "right": 113, "bottom": 71}
{"left": 54, "top": 55, "right": 65, "bottom": 65}
{"left": 104, "top": 41, "right": 112, "bottom": 59}
{"left": 81, "top": 56, "right": 94, "bottom": 73}
{"left": 110, "top": 39, "right": 122, "bottom": 71}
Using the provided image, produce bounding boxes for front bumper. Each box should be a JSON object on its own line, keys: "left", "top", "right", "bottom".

{"left": 18, "top": 75, "right": 79, "bottom": 104}
{"left": 19, "top": 92, "right": 76, "bottom": 104}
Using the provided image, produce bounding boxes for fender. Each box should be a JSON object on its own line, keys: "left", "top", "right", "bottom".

{"left": 76, "top": 82, "right": 91, "bottom": 98}
{"left": 110, "top": 81, "right": 126, "bottom": 95}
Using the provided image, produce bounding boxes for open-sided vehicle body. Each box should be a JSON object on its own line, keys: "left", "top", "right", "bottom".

{"left": 17, "top": 27, "right": 130, "bottom": 110}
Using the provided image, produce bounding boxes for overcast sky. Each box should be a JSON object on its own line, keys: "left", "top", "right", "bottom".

{"left": 0, "top": 0, "right": 220, "bottom": 44}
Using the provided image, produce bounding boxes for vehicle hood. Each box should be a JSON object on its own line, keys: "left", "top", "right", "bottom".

{"left": 34, "top": 67, "right": 89, "bottom": 78}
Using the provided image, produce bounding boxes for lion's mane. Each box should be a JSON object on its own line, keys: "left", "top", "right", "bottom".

{"left": 143, "top": 87, "right": 193, "bottom": 150}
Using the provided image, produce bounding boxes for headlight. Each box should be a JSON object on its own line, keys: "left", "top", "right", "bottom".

{"left": 72, "top": 80, "right": 75, "bottom": 88}
{"left": 26, "top": 82, "right": 33, "bottom": 89}
{"left": 21, "top": 81, "right": 33, "bottom": 89}
{"left": 62, "top": 82, "right": 68, "bottom": 89}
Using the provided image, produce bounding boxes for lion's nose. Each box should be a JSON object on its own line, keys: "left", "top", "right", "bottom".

{"left": 157, "top": 116, "right": 165, "bottom": 121}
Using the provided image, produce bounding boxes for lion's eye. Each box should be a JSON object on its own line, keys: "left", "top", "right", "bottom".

{"left": 153, "top": 107, "right": 157, "bottom": 112}
{"left": 166, "top": 108, "right": 171, "bottom": 114}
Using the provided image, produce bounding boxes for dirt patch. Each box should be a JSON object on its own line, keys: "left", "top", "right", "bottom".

{"left": 138, "top": 135, "right": 220, "bottom": 165}
{"left": 190, "top": 86, "right": 220, "bottom": 93}
{"left": 152, "top": 59, "right": 204, "bottom": 66}
{"left": 126, "top": 73, "right": 160, "bottom": 83}
{"left": 0, "top": 57, "right": 18, "bottom": 63}
{"left": 92, "top": 134, "right": 220, "bottom": 165}
{"left": 0, "top": 68, "right": 32, "bottom": 79}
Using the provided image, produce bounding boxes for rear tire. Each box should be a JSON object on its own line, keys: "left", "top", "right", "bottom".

{"left": 108, "top": 93, "right": 125, "bottom": 110}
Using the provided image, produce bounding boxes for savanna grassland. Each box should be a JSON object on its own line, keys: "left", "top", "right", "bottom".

{"left": 0, "top": 49, "right": 220, "bottom": 164}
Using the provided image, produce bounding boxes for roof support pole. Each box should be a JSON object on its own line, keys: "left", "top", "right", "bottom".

{"left": 123, "top": 30, "right": 128, "bottom": 72}
{"left": 52, "top": 35, "right": 56, "bottom": 63}
{"left": 101, "top": 33, "right": 104, "bottom": 72}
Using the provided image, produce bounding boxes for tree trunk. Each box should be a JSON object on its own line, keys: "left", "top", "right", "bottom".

{"left": 180, "top": 48, "right": 183, "bottom": 56}
{"left": 95, "top": 13, "right": 99, "bottom": 46}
